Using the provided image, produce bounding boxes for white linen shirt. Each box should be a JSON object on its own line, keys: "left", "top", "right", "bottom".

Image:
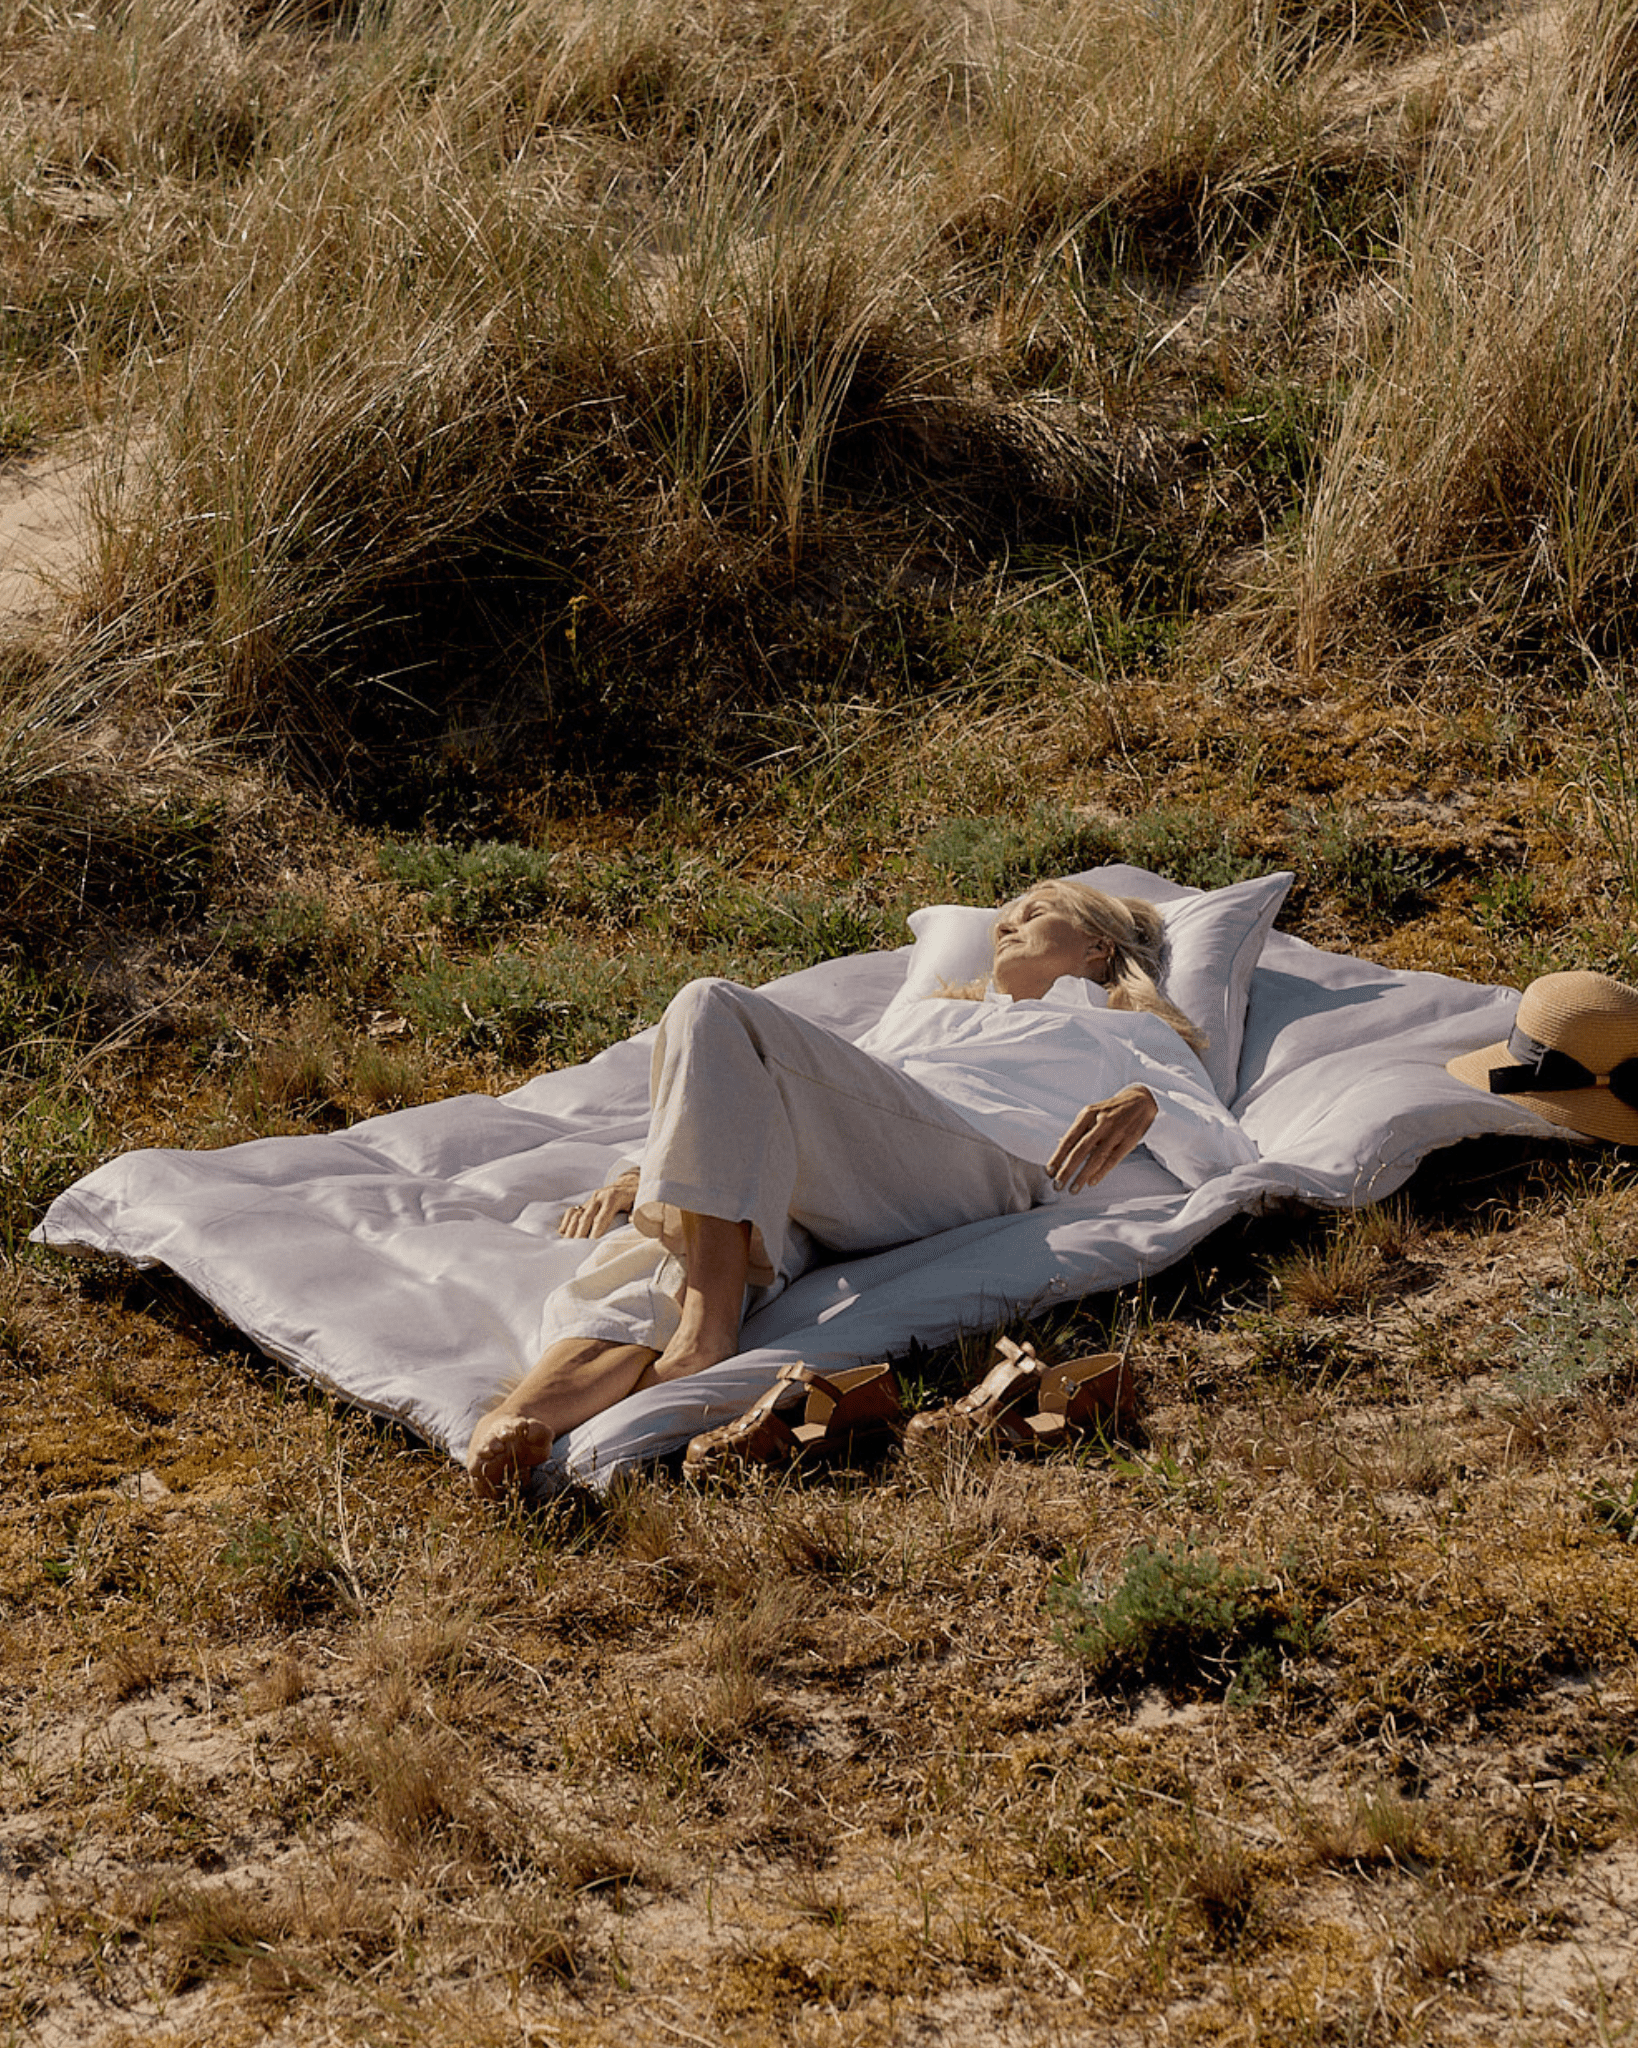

{"left": 854, "top": 975, "right": 1258, "bottom": 1189}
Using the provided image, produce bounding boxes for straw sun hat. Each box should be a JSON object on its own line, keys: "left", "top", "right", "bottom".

{"left": 1447, "top": 970, "right": 1638, "bottom": 1146}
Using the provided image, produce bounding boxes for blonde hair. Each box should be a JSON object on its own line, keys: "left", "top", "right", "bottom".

{"left": 945, "top": 881, "right": 1207, "bottom": 1055}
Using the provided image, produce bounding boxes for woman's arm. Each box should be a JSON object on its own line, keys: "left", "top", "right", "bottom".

{"left": 558, "top": 1166, "right": 641, "bottom": 1238}
{"left": 1047, "top": 1085, "right": 1158, "bottom": 1192}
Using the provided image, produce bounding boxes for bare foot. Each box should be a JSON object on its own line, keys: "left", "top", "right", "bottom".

{"left": 466, "top": 1410, "right": 554, "bottom": 1499}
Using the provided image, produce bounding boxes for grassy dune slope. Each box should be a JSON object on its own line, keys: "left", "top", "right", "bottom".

{"left": 3, "top": 0, "right": 1638, "bottom": 2040}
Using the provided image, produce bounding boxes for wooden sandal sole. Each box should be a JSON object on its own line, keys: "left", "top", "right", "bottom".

{"left": 685, "top": 1362, "right": 901, "bottom": 1474}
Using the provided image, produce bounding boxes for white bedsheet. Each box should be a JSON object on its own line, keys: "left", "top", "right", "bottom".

{"left": 34, "top": 867, "right": 1552, "bottom": 1487}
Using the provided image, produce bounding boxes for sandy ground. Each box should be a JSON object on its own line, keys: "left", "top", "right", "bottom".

{"left": 0, "top": 438, "right": 96, "bottom": 632}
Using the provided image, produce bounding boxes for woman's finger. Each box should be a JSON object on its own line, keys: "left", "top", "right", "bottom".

{"left": 1049, "top": 1107, "right": 1125, "bottom": 1184}
{"left": 1056, "top": 1123, "right": 1124, "bottom": 1191}
{"left": 559, "top": 1178, "right": 638, "bottom": 1239}
{"left": 1046, "top": 1110, "right": 1097, "bottom": 1181}
{"left": 1049, "top": 1088, "right": 1157, "bottom": 1191}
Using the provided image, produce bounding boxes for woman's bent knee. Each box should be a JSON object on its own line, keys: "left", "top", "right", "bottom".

{"left": 659, "top": 976, "right": 774, "bottom": 1053}
{"left": 662, "top": 976, "right": 754, "bottom": 1024}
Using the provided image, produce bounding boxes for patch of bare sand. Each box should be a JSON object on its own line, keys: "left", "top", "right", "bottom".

{"left": 1484, "top": 1841, "right": 1638, "bottom": 2042}
{"left": 0, "top": 438, "right": 97, "bottom": 633}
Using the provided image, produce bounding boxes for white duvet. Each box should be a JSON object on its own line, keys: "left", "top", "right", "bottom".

{"left": 35, "top": 866, "right": 1552, "bottom": 1487}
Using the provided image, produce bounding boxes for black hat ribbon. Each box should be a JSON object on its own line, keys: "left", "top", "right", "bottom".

{"left": 1489, "top": 1025, "right": 1638, "bottom": 1107}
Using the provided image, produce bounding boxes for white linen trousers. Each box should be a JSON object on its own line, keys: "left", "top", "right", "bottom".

{"left": 536, "top": 977, "right": 1053, "bottom": 1354}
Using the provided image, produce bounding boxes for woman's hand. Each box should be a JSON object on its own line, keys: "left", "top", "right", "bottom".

{"left": 558, "top": 1167, "right": 641, "bottom": 1239}
{"left": 1048, "top": 1085, "right": 1157, "bottom": 1193}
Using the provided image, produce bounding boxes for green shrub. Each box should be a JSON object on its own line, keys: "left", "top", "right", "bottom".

{"left": 378, "top": 839, "right": 562, "bottom": 935}
{"left": 1120, "top": 806, "right": 1262, "bottom": 892}
{"left": 0, "top": 407, "right": 36, "bottom": 458}
{"left": 1505, "top": 1285, "right": 1638, "bottom": 1404}
{"left": 217, "top": 1513, "right": 350, "bottom": 1622}
{"left": 221, "top": 896, "right": 379, "bottom": 1006}
{"left": 1588, "top": 1473, "right": 1638, "bottom": 1544}
{"left": 396, "top": 948, "right": 626, "bottom": 1064}
{"left": 1194, "top": 384, "right": 1336, "bottom": 500}
{"left": 0, "top": 1083, "right": 107, "bottom": 1251}
{"left": 1291, "top": 806, "right": 1435, "bottom": 922}
{"left": 923, "top": 803, "right": 1274, "bottom": 901}
{"left": 921, "top": 805, "right": 1122, "bottom": 901}
{"left": 1474, "top": 869, "right": 1537, "bottom": 935}
{"left": 1050, "top": 1542, "right": 1319, "bottom": 1697}
{"left": 697, "top": 887, "right": 897, "bottom": 965}
{"left": 554, "top": 848, "right": 687, "bottom": 930}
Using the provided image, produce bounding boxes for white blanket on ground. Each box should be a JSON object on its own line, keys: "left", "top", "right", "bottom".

{"left": 35, "top": 867, "right": 1553, "bottom": 1488}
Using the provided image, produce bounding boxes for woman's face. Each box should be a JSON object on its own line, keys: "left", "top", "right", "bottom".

{"left": 991, "top": 889, "right": 1110, "bottom": 1000}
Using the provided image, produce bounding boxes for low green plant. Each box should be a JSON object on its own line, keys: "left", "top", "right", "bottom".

{"left": 1587, "top": 1473, "right": 1638, "bottom": 1543}
{"left": 1120, "top": 806, "right": 1262, "bottom": 892}
{"left": 216, "top": 1512, "right": 351, "bottom": 1622}
{"left": 1195, "top": 384, "right": 1335, "bottom": 502}
{"left": 1291, "top": 806, "right": 1435, "bottom": 922}
{"left": 396, "top": 947, "right": 627, "bottom": 1064}
{"left": 699, "top": 886, "right": 896, "bottom": 965}
{"left": 1233, "top": 1308, "right": 1360, "bottom": 1384}
{"left": 0, "top": 406, "right": 37, "bottom": 457}
{"left": 1049, "top": 1542, "right": 1319, "bottom": 1696}
{"left": 378, "top": 839, "right": 562, "bottom": 935}
{"left": 921, "top": 805, "right": 1121, "bottom": 901}
{"left": 220, "top": 896, "right": 379, "bottom": 1007}
{"left": 1505, "top": 1284, "right": 1638, "bottom": 1404}
{"left": 0, "top": 1083, "right": 106, "bottom": 1250}
{"left": 1474, "top": 868, "right": 1537, "bottom": 935}
{"left": 1002, "top": 563, "right": 1190, "bottom": 678}
{"left": 550, "top": 848, "right": 690, "bottom": 930}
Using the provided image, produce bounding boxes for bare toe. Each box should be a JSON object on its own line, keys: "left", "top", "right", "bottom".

{"left": 466, "top": 1413, "right": 554, "bottom": 1499}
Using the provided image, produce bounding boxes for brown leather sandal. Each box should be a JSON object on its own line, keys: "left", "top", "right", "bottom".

{"left": 683, "top": 1361, "right": 902, "bottom": 1475}
{"left": 1020, "top": 1352, "right": 1136, "bottom": 1449}
{"left": 905, "top": 1340, "right": 1135, "bottom": 1452}
{"left": 902, "top": 1336, "right": 1045, "bottom": 1447}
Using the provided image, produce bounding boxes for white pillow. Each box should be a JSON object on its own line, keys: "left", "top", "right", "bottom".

{"left": 898, "top": 902, "right": 1001, "bottom": 999}
{"left": 891, "top": 869, "right": 1293, "bottom": 1102}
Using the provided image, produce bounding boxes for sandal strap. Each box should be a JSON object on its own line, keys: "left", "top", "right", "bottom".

{"left": 951, "top": 1348, "right": 1043, "bottom": 1418}
{"left": 777, "top": 1361, "right": 848, "bottom": 1407}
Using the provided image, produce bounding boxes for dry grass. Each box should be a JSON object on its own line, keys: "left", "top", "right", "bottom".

{"left": 7, "top": 1154, "right": 1638, "bottom": 2044}
{"left": 1291, "top": 0, "right": 1638, "bottom": 670}
{"left": 3, "top": 0, "right": 1396, "bottom": 822}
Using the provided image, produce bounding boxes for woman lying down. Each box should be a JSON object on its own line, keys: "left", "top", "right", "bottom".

{"left": 466, "top": 880, "right": 1258, "bottom": 1496}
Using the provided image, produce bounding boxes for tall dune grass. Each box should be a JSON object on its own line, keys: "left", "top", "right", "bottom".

{"left": 1292, "top": 0, "right": 1638, "bottom": 671}
{"left": 90, "top": 105, "right": 962, "bottom": 783}
{"left": 18, "top": 0, "right": 1362, "bottom": 803}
